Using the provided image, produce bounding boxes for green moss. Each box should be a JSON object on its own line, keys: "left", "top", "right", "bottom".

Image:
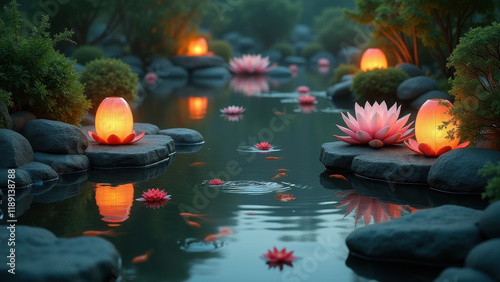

{"left": 271, "top": 42, "right": 296, "bottom": 58}
{"left": 209, "top": 40, "right": 233, "bottom": 62}
{"left": 71, "top": 45, "right": 106, "bottom": 65}
{"left": 301, "top": 42, "right": 324, "bottom": 59}
{"left": 331, "top": 64, "right": 360, "bottom": 85}
{"left": 351, "top": 67, "right": 409, "bottom": 103}
{"left": 79, "top": 58, "right": 139, "bottom": 113}
{"left": 479, "top": 161, "right": 500, "bottom": 203}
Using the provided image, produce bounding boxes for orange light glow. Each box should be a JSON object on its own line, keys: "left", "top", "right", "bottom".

{"left": 187, "top": 38, "right": 209, "bottom": 56}
{"left": 360, "top": 48, "right": 388, "bottom": 71}
{"left": 94, "top": 183, "right": 134, "bottom": 226}
{"left": 405, "top": 99, "right": 470, "bottom": 156}
{"left": 188, "top": 96, "right": 208, "bottom": 120}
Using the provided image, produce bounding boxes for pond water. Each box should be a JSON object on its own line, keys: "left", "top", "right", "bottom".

{"left": 15, "top": 67, "right": 487, "bottom": 282}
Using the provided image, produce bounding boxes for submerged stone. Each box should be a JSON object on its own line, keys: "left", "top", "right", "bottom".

{"left": 158, "top": 128, "right": 204, "bottom": 145}
{"left": 346, "top": 205, "right": 483, "bottom": 265}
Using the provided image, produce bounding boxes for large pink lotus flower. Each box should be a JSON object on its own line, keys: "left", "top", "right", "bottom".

{"left": 136, "top": 188, "right": 171, "bottom": 202}
{"left": 334, "top": 101, "right": 414, "bottom": 148}
{"left": 297, "top": 95, "right": 316, "bottom": 105}
{"left": 220, "top": 105, "right": 245, "bottom": 115}
{"left": 255, "top": 142, "right": 273, "bottom": 150}
{"left": 229, "top": 54, "right": 275, "bottom": 74}
{"left": 209, "top": 179, "right": 224, "bottom": 185}
{"left": 263, "top": 247, "right": 297, "bottom": 269}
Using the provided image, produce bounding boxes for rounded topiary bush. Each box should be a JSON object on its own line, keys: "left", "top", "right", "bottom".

{"left": 71, "top": 45, "right": 106, "bottom": 65}
{"left": 302, "top": 42, "right": 324, "bottom": 59}
{"left": 271, "top": 42, "right": 296, "bottom": 58}
{"left": 79, "top": 58, "right": 139, "bottom": 113}
{"left": 209, "top": 40, "right": 233, "bottom": 62}
{"left": 331, "top": 64, "right": 360, "bottom": 85}
{"left": 351, "top": 67, "right": 409, "bottom": 103}
{"left": 0, "top": 2, "right": 90, "bottom": 126}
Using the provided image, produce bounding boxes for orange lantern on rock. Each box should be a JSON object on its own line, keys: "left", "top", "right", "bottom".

{"left": 94, "top": 183, "right": 135, "bottom": 226}
{"left": 88, "top": 97, "right": 145, "bottom": 145}
{"left": 405, "top": 99, "right": 470, "bottom": 156}
{"left": 360, "top": 48, "right": 388, "bottom": 71}
{"left": 188, "top": 96, "right": 208, "bottom": 120}
{"left": 186, "top": 38, "right": 212, "bottom": 56}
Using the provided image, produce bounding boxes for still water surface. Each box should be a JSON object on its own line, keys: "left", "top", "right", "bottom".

{"left": 17, "top": 68, "right": 486, "bottom": 282}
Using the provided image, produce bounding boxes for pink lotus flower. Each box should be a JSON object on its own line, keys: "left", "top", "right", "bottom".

{"left": 263, "top": 247, "right": 297, "bottom": 268}
{"left": 297, "top": 86, "right": 310, "bottom": 94}
{"left": 229, "top": 54, "right": 275, "bottom": 74}
{"left": 209, "top": 179, "right": 224, "bottom": 185}
{"left": 334, "top": 101, "right": 414, "bottom": 148}
{"left": 289, "top": 64, "right": 298, "bottom": 72}
{"left": 136, "top": 188, "right": 171, "bottom": 202}
{"left": 220, "top": 105, "right": 246, "bottom": 115}
{"left": 297, "top": 95, "right": 316, "bottom": 105}
{"left": 145, "top": 72, "right": 158, "bottom": 85}
{"left": 255, "top": 142, "right": 273, "bottom": 150}
{"left": 275, "top": 193, "right": 295, "bottom": 202}
{"left": 318, "top": 58, "right": 330, "bottom": 67}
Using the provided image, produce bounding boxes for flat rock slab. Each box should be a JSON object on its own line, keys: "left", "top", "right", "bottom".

{"left": 428, "top": 148, "right": 500, "bottom": 193}
{"left": 171, "top": 55, "right": 225, "bottom": 71}
{"left": 346, "top": 205, "right": 483, "bottom": 265}
{"left": 0, "top": 226, "right": 120, "bottom": 282}
{"left": 352, "top": 144, "right": 435, "bottom": 183}
{"left": 158, "top": 128, "right": 204, "bottom": 145}
{"left": 319, "top": 141, "right": 384, "bottom": 171}
{"left": 34, "top": 152, "right": 90, "bottom": 173}
{"left": 85, "top": 135, "right": 174, "bottom": 168}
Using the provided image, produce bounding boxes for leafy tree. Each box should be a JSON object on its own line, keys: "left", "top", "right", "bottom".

{"left": 316, "top": 7, "right": 363, "bottom": 56}
{"left": 446, "top": 22, "right": 500, "bottom": 147}
{"left": 239, "top": 0, "right": 301, "bottom": 48}
{"left": 479, "top": 162, "right": 500, "bottom": 203}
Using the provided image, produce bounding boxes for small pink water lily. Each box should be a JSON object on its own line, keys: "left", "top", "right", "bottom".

{"left": 220, "top": 105, "right": 246, "bottom": 115}
{"left": 255, "top": 142, "right": 273, "bottom": 150}
{"left": 145, "top": 72, "right": 158, "bottom": 85}
{"left": 209, "top": 179, "right": 224, "bottom": 185}
{"left": 297, "top": 86, "right": 310, "bottom": 94}
{"left": 334, "top": 101, "right": 414, "bottom": 148}
{"left": 136, "top": 188, "right": 171, "bottom": 202}
{"left": 318, "top": 58, "right": 330, "bottom": 67}
{"left": 289, "top": 64, "right": 298, "bottom": 72}
{"left": 297, "top": 95, "right": 316, "bottom": 105}
{"left": 229, "top": 54, "right": 275, "bottom": 74}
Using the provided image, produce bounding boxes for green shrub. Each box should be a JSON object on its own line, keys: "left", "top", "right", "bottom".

{"left": 316, "top": 7, "right": 361, "bottom": 55}
{"left": 209, "top": 40, "right": 233, "bottom": 62}
{"left": 301, "top": 42, "right": 324, "bottom": 59}
{"left": 71, "top": 45, "right": 106, "bottom": 65}
{"left": 351, "top": 67, "right": 409, "bottom": 103}
{"left": 331, "top": 64, "right": 360, "bottom": 85}
{"left": 79, "top": 58, "right": 139, "bottom": 113}
{"left": 271, "top": 42, "right": 296, "bottom": 58}
{"left": 479, "top": 161, "right": 500, "bottom": 203}
{"left": 0, "top": 1, "right": 90, "bottom": 126}
{"left": 447, "top": 22, "right": 500, "bottom": 147}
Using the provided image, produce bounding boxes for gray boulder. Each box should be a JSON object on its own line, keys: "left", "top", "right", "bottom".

{"left": 0, "top": 103, "right": 12, "bottom": 129}
{"left": 397, "top": 76, "right": 439, "bottom": 101}
{"left": 319, "top": 141, "right": 375, "bottom": 171}
{"left": 235, "top": 37, "right": 256, "bottom": 53}
{"left": 158, "top": 128, "right": 204, "bottom": 145}
{"left": 34, "top": 153, "right": 90, "bottom": 173}
{"left": 133, "top": 123, "right": 160, "bottom": 135}
{"left": 130, "top": 65, "right": 145, "bottom": 78}
{"left": 465, "top": 238, "right": 500, "bottom": 281}
{"left": 341, "top": 74, "right": 354, "bottom": 82}
{"left": 292, "top": 24, "right": 312, "bottom": 42}
{"left": 267, "top": 66, "right": 292, "bottom": 78}
{"left": 192, "top": 66, "right": 232, "bottom": 80}
{"left": 163, "top": 66, "right": 189, "bottom": 79}
{"left": 0, "top": 129, "right": 33, "bottom": 168}
{"left": 21, "top": 162, "right": 58, "bottom": 184}
{"left": 0, "top": 226, "right": 120, "bottom": 282}
{"left": 395, "top": 63, "right": 424, "bottom": 77}
{"left": 478, "top": 201, "right": 500, "bottom": 239}
{"left": 22, "top": 119, "right": 88, "bottom": 154}
{"left": 10, "top": 111, "right": 36, "bottom": 132}
{"left": 326, "top": 80, "right": 352, "bottom": 99}
{"left": 284, "top": 56, "right": 306, "bottom": 66}
{"left": 121, "top": 55, "right": 143, "bottom": 68}
{"left": 102, "top": 45, "right": 123, "bottom": 58}
{"left": 410, "top": 90, "right": 452, "bottom": 109}
{"left": 261, "top": 50, "right": 282, "bottom": 64}
{"left": 428, "top": 148, "right": 500, "bottom": 193}
{"left": 148, "top": 57, "right": 173, "bottom": 75}
{"left": 434, "top": 267, "right": 496, "bottom": 282}
{"left": 346, "top": 205, "right": 483, "bottom": 264}
{"left": 0, "top": 168, "right": 31, "bottom": 188}
{"left": 171, "top": 55, "right": 225, "bottom": 71}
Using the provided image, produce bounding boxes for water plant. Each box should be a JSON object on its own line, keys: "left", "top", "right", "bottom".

{"left": 220, "top": 106, "right": 245, "bottom": 115}
{"left": 136, "top": 188, "right": 171, "bottom": 202}
{"left": 229, "top": 54, "right": 274, "bottom": 74}
{"left": 263, "top": 247, "right": 297, "bottom": 270}
{"left": 255, "top": 142, "right": 273, "bottom": 150}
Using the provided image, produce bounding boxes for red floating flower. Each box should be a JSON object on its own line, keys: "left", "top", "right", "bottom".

{"left": 255, "top": 142, "right": 273, "bottom": 150}
{"left": 297, "top": 95, "right": 316, "bottom": 105}
{"left": 275, "top": 193, "right": 295, "bottom": 202}
{"left": 209, "top": 179, "right": 224, "bottom": 185}
{"left": 296, "top": 86, "right": 310, "bottom": 94}
{"left": 263, "top": 247, "right": 297, "bottom": 270}
{"left": 136, "top": 188, "right": 171, "bottom": 202}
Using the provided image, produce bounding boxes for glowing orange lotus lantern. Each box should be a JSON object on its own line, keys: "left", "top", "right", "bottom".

{"left": 360, "top": 48, "right": 388, "bottom": 71}
{"left": 94, "top": 183, "right": 134, "bottom": 226}
{"left": 405, "top": 99, "right": 470, "bottom": 156}
{"left": 186, "top": 37, "right": 212, "bottom": 56}
{"left": 88, "top": 97, "right": 145, "bottom": 145}
{"left": 188, "top": 96, "right": 208, "bottom": 120}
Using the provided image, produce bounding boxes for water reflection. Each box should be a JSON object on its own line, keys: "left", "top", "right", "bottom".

{"left": 230, "top": 75, "right": 270, "bottom": 96}
{"left": 188, "top": 96, "right": 208, "bottom": 120}
{"left": 94, "top": 183, "right": 135, "bottom": 226}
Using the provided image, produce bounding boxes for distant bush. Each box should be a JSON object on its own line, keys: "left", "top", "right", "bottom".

{"left": 315, "top": 7, "right": 361, "bottom": 55}
{"left": 271, "top": 42, "right": 296, "bottom": 58}
{"left": 331, "top": 64, "right": 359, "bottom": 85}
{"left": 351, "top": 67, "right": 409, "bottom": 103}
{"left": 209, "top": 40, "right": 233, "bottom": 62}
{"left": 479, "top": 162, "right": 500, "bottom": 203}
{"left": 71, "top": 45, "right": 106, "bottom": 65}
{"left": 302, "top": 42, "right": 324, "bottom": 59}
{"left": 0, "top": 1, "right": 90, "bottom": 126}
{"left": 79, "top": 58, "right": 138, "bottom": 113}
